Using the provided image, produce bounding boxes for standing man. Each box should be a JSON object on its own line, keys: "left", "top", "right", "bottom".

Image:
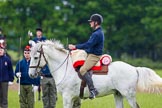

{"left": 68, "top": 13, "right": 105, "bottom": 99}
{"left": 15, "top": 45, "right": 40, "bottom": 108}
{"left": 33, "top": 27, "right": 46, "bottom": 42}
{"left": 33, "top": 27, "right": 57, "bottom": 108}
{"left": 0, "top": 45, "right": 14, "bottom": 108}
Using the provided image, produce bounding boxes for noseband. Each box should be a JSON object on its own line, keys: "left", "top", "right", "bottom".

{"left": 29, "top": 45, "right": 48, "bottom": 75}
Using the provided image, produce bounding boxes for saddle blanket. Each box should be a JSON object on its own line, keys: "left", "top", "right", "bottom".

{"left": 70, "top": 49, "right": 112, "bottom": 71}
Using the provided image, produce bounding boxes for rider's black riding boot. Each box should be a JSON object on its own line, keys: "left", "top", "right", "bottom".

{"left": 82, "top": 72, "right": 99, "bottom": 99}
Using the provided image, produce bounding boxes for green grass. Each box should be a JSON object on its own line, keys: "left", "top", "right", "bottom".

{"left": 8, "top": 91, "right": 162, "bottom": 108}
{"left": 8, "top": 70, "right": 162, "bottom": 108}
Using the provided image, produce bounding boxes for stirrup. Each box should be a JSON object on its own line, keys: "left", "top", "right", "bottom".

{"left": 89, "top": 89, "right": 99, "bottom": 99}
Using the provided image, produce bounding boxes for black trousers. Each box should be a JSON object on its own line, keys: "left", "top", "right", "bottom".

{"left": 0, "top": 82, "right": 8, "bottom": 108}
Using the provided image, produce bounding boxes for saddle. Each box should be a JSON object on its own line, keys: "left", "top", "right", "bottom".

{"left": 70, "top": 49, "right": 112, "bottom": 75}
{"left": 70, "top": 50, "right": 112, "bottom": 99}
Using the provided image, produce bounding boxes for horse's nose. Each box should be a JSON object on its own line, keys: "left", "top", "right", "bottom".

{"left": 29, "top": 74, "right": 35, "bottom": 78}
{"left": 29, "top": 72, "right": 38, "bottom": 78}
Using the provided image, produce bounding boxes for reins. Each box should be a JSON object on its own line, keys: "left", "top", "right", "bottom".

{"left": 52, "top": 51, "right": 70, "bottom": 72}
{"left": 54, "top": 37, "right": 70, "bottom": 86}
{"left": 55, "top": 51, "right": 70, "bottom": 86}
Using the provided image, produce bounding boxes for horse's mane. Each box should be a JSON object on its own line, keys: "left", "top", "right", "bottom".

{"left": 31, "top": 39, "right": 67, "bottom": 56}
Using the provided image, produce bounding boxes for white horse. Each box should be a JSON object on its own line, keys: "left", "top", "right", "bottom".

{"left": 28, "top": 40, "right": 162, "bottom": 108}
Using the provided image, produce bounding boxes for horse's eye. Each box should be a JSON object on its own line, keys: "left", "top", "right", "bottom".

{"left": 34, "top": 57, "right": 38, "bottom": 59}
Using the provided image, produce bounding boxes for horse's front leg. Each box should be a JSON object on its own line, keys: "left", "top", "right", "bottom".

{"left": 62, "top": 93, "right": 74, "bottom": 108}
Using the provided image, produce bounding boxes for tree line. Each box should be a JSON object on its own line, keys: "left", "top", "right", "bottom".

{"left": 0, "top": 0, "right": 162, "bottom": 61}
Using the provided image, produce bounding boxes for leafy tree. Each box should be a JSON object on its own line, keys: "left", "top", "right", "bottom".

{"left": 0, "top": 0, "right": 162, "bottom": 61}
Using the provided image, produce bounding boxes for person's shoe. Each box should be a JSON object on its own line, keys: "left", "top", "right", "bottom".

{"left": 89, "top": 89, "right": 99, "bottom": 99}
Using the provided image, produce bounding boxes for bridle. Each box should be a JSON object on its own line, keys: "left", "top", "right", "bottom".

{"left": 29, "top": 44, "right": 70, "bottom": 85}
{"left": 29, "top": 45, "right": 48, "bottom": 75}
{"left": 54, "top": 51, "right": 70, "bottom": 86}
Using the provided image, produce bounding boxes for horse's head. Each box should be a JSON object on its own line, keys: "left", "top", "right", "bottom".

{"left": 29, "top": 42, "right": 48, "bottom": 78}
{"left": 29, "top": 39, "right": 69, "bottom": 78}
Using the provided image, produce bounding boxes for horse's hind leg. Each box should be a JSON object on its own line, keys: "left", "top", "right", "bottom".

{"left": 114, "top": 91, "right": 124, "bottom": 108}
{"left": 73, "top": 97, "right": 81, "bottom": 108}
{"left": 125, "top": 95, "right": 140, "bottom": 108}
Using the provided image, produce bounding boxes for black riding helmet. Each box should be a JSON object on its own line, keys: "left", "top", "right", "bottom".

{"left": 88, "top": 13, "right": 103, "bottom": 25}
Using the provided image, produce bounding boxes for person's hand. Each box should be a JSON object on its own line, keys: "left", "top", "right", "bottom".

{"left": 68, "top": 44, "right": 76, "bottom": 50}
{"left": 32, "top": 86, "right": 38, "bottom": 92}
{"left": 8, "top": 81, "right": 13, "bottom": 85}
{"left": 16, "top": 72, "right": 21, "bottom": 78}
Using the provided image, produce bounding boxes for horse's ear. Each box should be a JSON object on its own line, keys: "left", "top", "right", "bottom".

{"left": 42, "top": 45, "right": 48, "bottom": 54}
{"left": 29, "top": 40, "right": 36, "bottom": 47}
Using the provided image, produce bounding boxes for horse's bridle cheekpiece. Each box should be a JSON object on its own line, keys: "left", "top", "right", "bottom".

{"left": 29, "top": 45, "right": 48, "bottom": 75}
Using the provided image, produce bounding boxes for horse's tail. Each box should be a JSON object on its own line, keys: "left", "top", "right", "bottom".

{"left": 136, "top": 67, "right": 162, "bottom": 94}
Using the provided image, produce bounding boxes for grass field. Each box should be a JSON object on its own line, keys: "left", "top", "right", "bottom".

{"left": 8, "top": 69, "right": 162, "bottom": 108}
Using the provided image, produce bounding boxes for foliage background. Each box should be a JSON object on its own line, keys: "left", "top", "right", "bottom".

{"left": 1, "top": 0, "right": 162, "bottom": 66}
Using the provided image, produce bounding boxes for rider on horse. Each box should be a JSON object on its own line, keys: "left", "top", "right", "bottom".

{"left": 68, "top": 13, "right": 104, "bottom": 99}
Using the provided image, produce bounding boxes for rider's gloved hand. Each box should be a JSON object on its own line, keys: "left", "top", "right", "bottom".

{"left": 16, "top": 72, "right": 21, "bottom": 78}
{"left": 32, "top": 86, "right": 38, "bottom": 92}
{"left": 8, "top": 81, "right": 13, "bottom": 85}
